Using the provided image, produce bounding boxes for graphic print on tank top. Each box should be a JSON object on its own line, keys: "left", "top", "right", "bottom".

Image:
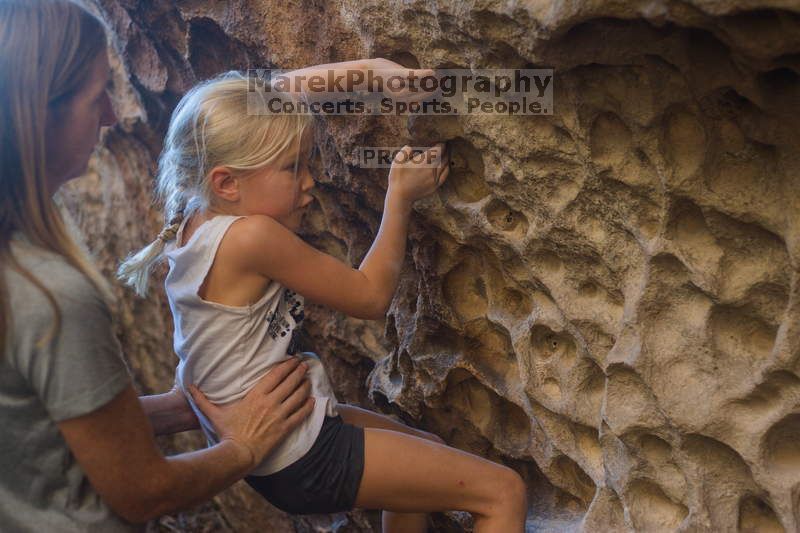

{"left": 267, "top": 288, "right": 305, "bottom": 354}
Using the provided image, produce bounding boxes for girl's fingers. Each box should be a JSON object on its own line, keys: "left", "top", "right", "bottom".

{"left": 424, "top": 144, "right": 444, "bottom": 165}
{"left": 394, "top": 145, "right": 414, "bottom": 164}
{"left": 439, "top": 151, "right": 450, "bottom": 169}
{"left": 411, "top": 149, "right": 427, "bottom": 164}
{"left": 437, "top": 165, "right": 450, "bottom": 185}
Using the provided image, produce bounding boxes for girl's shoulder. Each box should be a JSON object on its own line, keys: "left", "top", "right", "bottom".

{"left": 218, "top": 214, "right": 297, "bottom": 269}
{"left": 220, "top": 215, "right": 297, "bottom": 256}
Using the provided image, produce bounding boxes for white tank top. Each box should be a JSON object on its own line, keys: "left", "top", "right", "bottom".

{"left": 164, "top": 214, "right": 338, "bottom": 476}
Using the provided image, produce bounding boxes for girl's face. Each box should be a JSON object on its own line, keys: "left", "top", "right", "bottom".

{"left": 238, "top": 131, "right": 316, "bottom": 232}
{"left": 45, "top": 50, "right": 118, "bottom": 192}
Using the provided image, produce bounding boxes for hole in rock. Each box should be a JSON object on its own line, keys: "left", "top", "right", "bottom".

{"left": 442, "top": 254, "right": 488, "bottom": 322}
{"left": 530, "top": 325, "right": 577, "bottom": 364}
{"left": 575, "top": 358, "right": 605, "bottom": 419}
{"left": 386, "top": 51, "right": 421, "bottom": 69}
{"left": 574, "top": 424, "right": 602, "bottom": 472}
{"left": 553, "top": 455, "right": 596, "bottom": 504}
{"left": 640, "top": 434, "right": 672, "bottom": 463}
{"left": 709, "top": 304, "right": 777, "bottom": 365}
{"left": 590, "top": 112, "right": 632, "bottom": 168}
{"left": 463, "top": 318, "right": 518, "bottom": 386}
{"left": 445, "top": 138, "right": 489, "bottom": 202}
{"left": 738, "top": 495, "right": 785, "bottom": 533}
{"left": 484, "top": 198, "right": 529, "bottom": 237}
{"left": 498, "top": 287, "right": 533, "bottom": 318}
{"left": 665, "top": 198, "right": 723, "bottom": 277}
{"left": 188, "top": 18, "right": 258, "bottom": 80}
{"left": 626, "top": 479, "right": 688, "bottom": 531}
{"left": 446, "top": 377, "right": 532, "bottom": 456}
{"left": 542, "top": 378, "right": 562, "bottom": 402}
{"left": 762, "top": 413, "right": 800, "bottom": 476}
{"left": 531, "top": 249, "right": 563, "bottom": 276}
{"left": 662, "top": 109, "right": 707, "bottom": 183}
{"left": 730, "top": 371, "right": 800, "bottom": 415}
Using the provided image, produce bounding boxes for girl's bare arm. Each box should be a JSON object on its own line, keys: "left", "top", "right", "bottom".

{"left": 222, "top": 146, "right": 449, "bottom": 320}
{"left": 139, "top": 385, "right": 199, "bottom": 435}
{"left": 275, "top": 58, "right": 433, "bottom": 97}
{"left": 224, "top": 194, "right": 410, "bottom": 320}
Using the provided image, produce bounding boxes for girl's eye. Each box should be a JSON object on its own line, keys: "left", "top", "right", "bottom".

{"left": 285, "top": 160, "right": 309, "bottom": 172}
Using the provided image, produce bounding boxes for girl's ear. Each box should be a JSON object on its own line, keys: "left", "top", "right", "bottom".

{"left": 209, "top": 166, "right": 240, "bottom": 203}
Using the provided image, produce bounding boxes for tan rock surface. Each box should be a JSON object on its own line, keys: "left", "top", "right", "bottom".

{"left": 60, "top": 1, "right": 800, "bottom": 531}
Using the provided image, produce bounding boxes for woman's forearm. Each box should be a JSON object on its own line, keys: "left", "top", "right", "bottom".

{"left": 358, "top": 191, "right": 412, "bottom": 317}
{"left": 59, "top": 386, "right": 248, "bottom": 524}
{"left": 135, "top": 440, "right": 252, "bottom": 522}
{"left": 139, "top": 388, "right": 199, "bottom": 436}
{"left": 61, "top": 361, "right": 313, "bottom": 524}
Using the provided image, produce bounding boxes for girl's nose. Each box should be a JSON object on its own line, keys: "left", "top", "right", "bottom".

{"left": 301, "top": 170, "right": 315, "bottom": 191}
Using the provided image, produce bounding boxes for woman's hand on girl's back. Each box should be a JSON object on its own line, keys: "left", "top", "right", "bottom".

{"left": 387, "top": 143, "right": 450, "bottom": 207}
{"left": 187, "top": 357, "right": 315, "bottom": 469}
{"left": 56, "top": 359, "right": 314, "bottom": 523}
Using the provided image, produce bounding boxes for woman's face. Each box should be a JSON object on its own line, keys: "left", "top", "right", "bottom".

{"left": 45, "top": 50, "right": 117, "bottom": 192}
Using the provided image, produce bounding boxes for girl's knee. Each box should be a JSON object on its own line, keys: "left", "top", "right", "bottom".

{"left": 495, "top": 467, "right": 528, "bottom": 512}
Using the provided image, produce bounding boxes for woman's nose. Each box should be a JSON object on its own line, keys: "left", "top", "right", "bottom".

{"left": 101, "top": 92, "right": 118, "bottom": 127}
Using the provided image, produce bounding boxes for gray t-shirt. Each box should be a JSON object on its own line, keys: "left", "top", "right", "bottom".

{"left": 0, "top": 238, "right": 139, "bottom": 532}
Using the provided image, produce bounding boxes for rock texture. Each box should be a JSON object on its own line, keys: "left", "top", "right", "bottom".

{"left": 61, "top": 1, "right": 800, "bottom": 531}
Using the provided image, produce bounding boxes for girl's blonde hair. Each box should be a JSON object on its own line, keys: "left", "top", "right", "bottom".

{"left": 0, "top": 0, "right": 113, "bottom": 353}
{"left": 117, "top": 71, "right": 313, "bottom": 296}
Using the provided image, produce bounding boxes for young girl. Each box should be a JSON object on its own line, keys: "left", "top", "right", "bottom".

{"left": 119, "top": 68, "right": 527, "bottom": 532}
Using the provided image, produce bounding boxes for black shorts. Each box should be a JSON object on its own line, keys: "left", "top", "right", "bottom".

{"left": 245, "top": 415, "right": 366, "bottom": 515}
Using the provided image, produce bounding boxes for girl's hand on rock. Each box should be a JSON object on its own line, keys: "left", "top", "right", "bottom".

{"left": 387, "top": 143, "right": 450, "bottom": 207}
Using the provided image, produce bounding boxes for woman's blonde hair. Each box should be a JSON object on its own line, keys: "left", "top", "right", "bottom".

{"left": 0, "top": 0, "right": 112, "bottom": 353}
{"left": 117, "top": 71, "right": 313, "bottom": 296}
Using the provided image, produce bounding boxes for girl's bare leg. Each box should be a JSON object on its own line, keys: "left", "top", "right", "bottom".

{"left": 337, "top": 404, "right": 527, "bottom": 533}
{"left": 337, "top": 404, "right": 442, "bottom": 442}
{"left": 338, "top": 405, "right": 437, "bottom": 532}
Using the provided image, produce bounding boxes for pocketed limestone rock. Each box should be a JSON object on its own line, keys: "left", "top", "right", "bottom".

{"left": 62, "top": 1, "right": 800, "bottom": 530}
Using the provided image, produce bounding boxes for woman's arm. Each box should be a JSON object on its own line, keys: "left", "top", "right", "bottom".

{"left": 58, "top": 358, "right": 313, "bottom": 524}
{"left": 221, "top": 146, "right": 450, "bottom": 320}
{"left": 139, "top": 385, "right": 199, "bottom": 435}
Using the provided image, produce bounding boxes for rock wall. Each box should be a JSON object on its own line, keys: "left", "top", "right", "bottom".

{"left": 63, "top": 1, "right": 800, "bottom": 531}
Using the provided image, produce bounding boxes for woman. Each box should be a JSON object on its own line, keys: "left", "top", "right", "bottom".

{"left": 0, "top": 0, "right": 449, "bottom": 529}
{"left": 0, "top": 1, "right": 315, "bottom": 530}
